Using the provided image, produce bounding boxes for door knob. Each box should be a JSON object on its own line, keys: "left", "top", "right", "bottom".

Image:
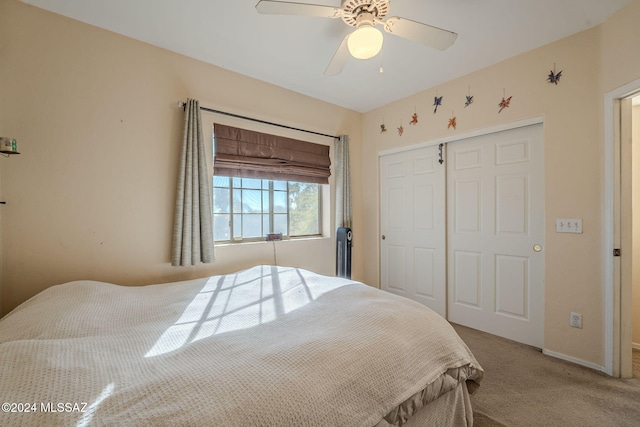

{"left": 533, "top": 244, "right": 542, "bottom": 252}
{"left": 381, "top": 235, "right": 386, "bottom": 240}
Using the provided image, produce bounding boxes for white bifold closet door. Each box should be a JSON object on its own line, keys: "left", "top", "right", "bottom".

{"left": 380, "top": 145, "right": 447, "bottom": 317}
{"left": 380, "top": 123, "right": 544, "bottom": 349}
{"left": 447, "top": 124, "right": 544, "bottom": 349}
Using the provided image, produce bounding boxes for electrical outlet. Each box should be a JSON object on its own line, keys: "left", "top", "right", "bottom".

{"left": 570, "top": 312, "right": 583, "bottom": 329}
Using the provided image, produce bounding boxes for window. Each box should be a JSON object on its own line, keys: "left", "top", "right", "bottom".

{"left": 211, "top": 123, "right": 329, "bottom": 243}
{"left": 213, "top": 176, "right": 321, "bottom": 242}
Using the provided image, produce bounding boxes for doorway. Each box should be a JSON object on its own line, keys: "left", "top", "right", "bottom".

{"left": 604, "top": 78, "right": 640, "bottom": 378}
{"left": 631, "top": 96, "right": 640, "bottom": 379}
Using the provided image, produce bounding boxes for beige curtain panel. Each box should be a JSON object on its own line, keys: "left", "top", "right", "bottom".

{"left": 213, "top": 123, "right": 331, "bottom": 184}
{"left": 335, "top": 134, "right": 352, "bottom": 229}
{"left": 171, "top": 99, "right": 215, "bottom": 266}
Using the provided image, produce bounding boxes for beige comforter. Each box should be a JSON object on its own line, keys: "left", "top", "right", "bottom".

{"left": 0, "top": 265, "right": 482, "bottom": 426}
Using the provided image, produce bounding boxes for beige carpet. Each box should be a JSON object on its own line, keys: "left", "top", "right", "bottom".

{"left": 453, "top": 324, "right": 640, "bottom": 427}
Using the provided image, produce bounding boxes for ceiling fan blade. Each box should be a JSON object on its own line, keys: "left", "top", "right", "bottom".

{"left": 324, "top": 35, "right": 350, "bottom": 76}
{"left": 256, "top": 1, "right": 343, "bottom": 18}
{"left": 382, "top": 17, "right": 457, "bottom": 51}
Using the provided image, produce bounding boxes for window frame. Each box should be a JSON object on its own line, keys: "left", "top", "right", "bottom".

{"left": 213, "top": 176, "right": 323, "bottom": 244}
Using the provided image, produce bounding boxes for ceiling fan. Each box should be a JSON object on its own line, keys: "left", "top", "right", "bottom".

{"left": 255, "top": 0, "right": 458, "bottom": 75}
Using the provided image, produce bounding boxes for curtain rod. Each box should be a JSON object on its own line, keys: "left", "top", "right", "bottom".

{"left": 181, "top": 102, "right": 339, "bottom": 140}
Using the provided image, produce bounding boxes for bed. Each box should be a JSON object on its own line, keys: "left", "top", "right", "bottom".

{"left": 0, "top": 265, "right": 482, "bottom": 426}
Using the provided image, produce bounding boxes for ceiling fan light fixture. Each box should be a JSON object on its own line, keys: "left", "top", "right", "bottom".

{"left": 347, "top": 24, "right": 383, "bottom": 60}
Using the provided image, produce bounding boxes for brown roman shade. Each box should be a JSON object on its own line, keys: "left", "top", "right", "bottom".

{"left": 213, "top": 123, "right": 331, "bottom": 184}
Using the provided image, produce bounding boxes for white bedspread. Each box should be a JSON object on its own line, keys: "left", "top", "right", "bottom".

{"left": 0, "top": 265, "right": 482, "bottom": 426}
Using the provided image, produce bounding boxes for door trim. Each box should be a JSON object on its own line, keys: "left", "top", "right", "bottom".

{"left": 604, "top": 78, "right": 640, "bottom": 377}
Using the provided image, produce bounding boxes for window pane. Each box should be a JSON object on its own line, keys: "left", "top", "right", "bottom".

{"left": 233, "top": 214, "right": 242, "bottom": 239}
{"left": 262, "top": 190, "right": 270, "bottom": 212}
{"left": 274, "top": 214, "right": 288, "bottom": 236}
{"left": 233, "top": 189, "right": 242, "bottom": 213}
{"left": 243, "top": 178, "right": 261, "bottom": 189}
{"left": 243, "top": 214, "right": 262, "bottom": 238}
{"left": 213, "top": 188, "right": 230, "bottom": 213}
{"left": 232, "top": 177, "right": 242, "bottom": 188}
{"left": 214, "top": 214, "right": 230, "bottom": 241}
{"left": 289, "top": 182, "right": 319, "bottom": 236}
{"left": 273, "top": 180, "right": 287, "bottom": 191}
{"left": 263, "top": 214, "right": 270, "bottom": 234}
{"left": 273, "top": 191, "right": 287, "bottom": 213}
{"left": 288, "top": 182, "right": 300, "bottom": 206}
{"left": 242, "top": 189, "right": 261, "bottom": 213}
{"left": 213, "top": 176, "right": 229, "bottom": 187}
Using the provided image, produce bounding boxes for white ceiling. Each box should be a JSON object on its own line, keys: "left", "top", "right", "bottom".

{"left": 23, "top": 0, "right": 630, "bottom": 113}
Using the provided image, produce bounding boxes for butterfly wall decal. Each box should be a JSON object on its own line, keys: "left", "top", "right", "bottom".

{"left": 448, "top": 116, "right": 457, "bottom": 130}
{"left": 547, "top": 69, "right": 563, "bottom": 85}
{"left": 464, "top": 95, "right": 474, "bottom": 107}
{"left": 433, "top": 96, "right": 443, "bottom": 113}
{"left": 498, "top": 96, "right": 512, "bottom": 113}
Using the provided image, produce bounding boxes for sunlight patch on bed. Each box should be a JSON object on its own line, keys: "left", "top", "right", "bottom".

{"left": 145, "top": 266, "right": 351, "bottom": 357}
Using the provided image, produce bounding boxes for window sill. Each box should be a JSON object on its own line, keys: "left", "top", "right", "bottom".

{"left": 215, "top": 235, "right": 327, "bottom": 247}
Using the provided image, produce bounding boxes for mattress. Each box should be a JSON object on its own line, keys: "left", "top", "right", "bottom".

{"left": 0, "top": 265, "right": 482, "bottom": 426}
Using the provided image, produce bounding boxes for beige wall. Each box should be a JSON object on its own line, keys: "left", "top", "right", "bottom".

{"left": 4, "top": 0, "right": 640, "bottom": 367}
{"left": 361, "top": 0, "right": 640, "bottom": 366}
{"left": 0, "top": 1, "right": 363, "bottom": 315}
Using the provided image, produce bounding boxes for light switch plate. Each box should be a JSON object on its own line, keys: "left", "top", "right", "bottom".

{"left": 556, "top": 218, "right": 583, "bottom": 233}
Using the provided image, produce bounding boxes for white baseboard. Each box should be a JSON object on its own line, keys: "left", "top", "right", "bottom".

{"left": 633, "top": 342, "right": 640, "bottom": 351}
{"left": 542, "top": 349, "right": 607, "bottom": 373}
